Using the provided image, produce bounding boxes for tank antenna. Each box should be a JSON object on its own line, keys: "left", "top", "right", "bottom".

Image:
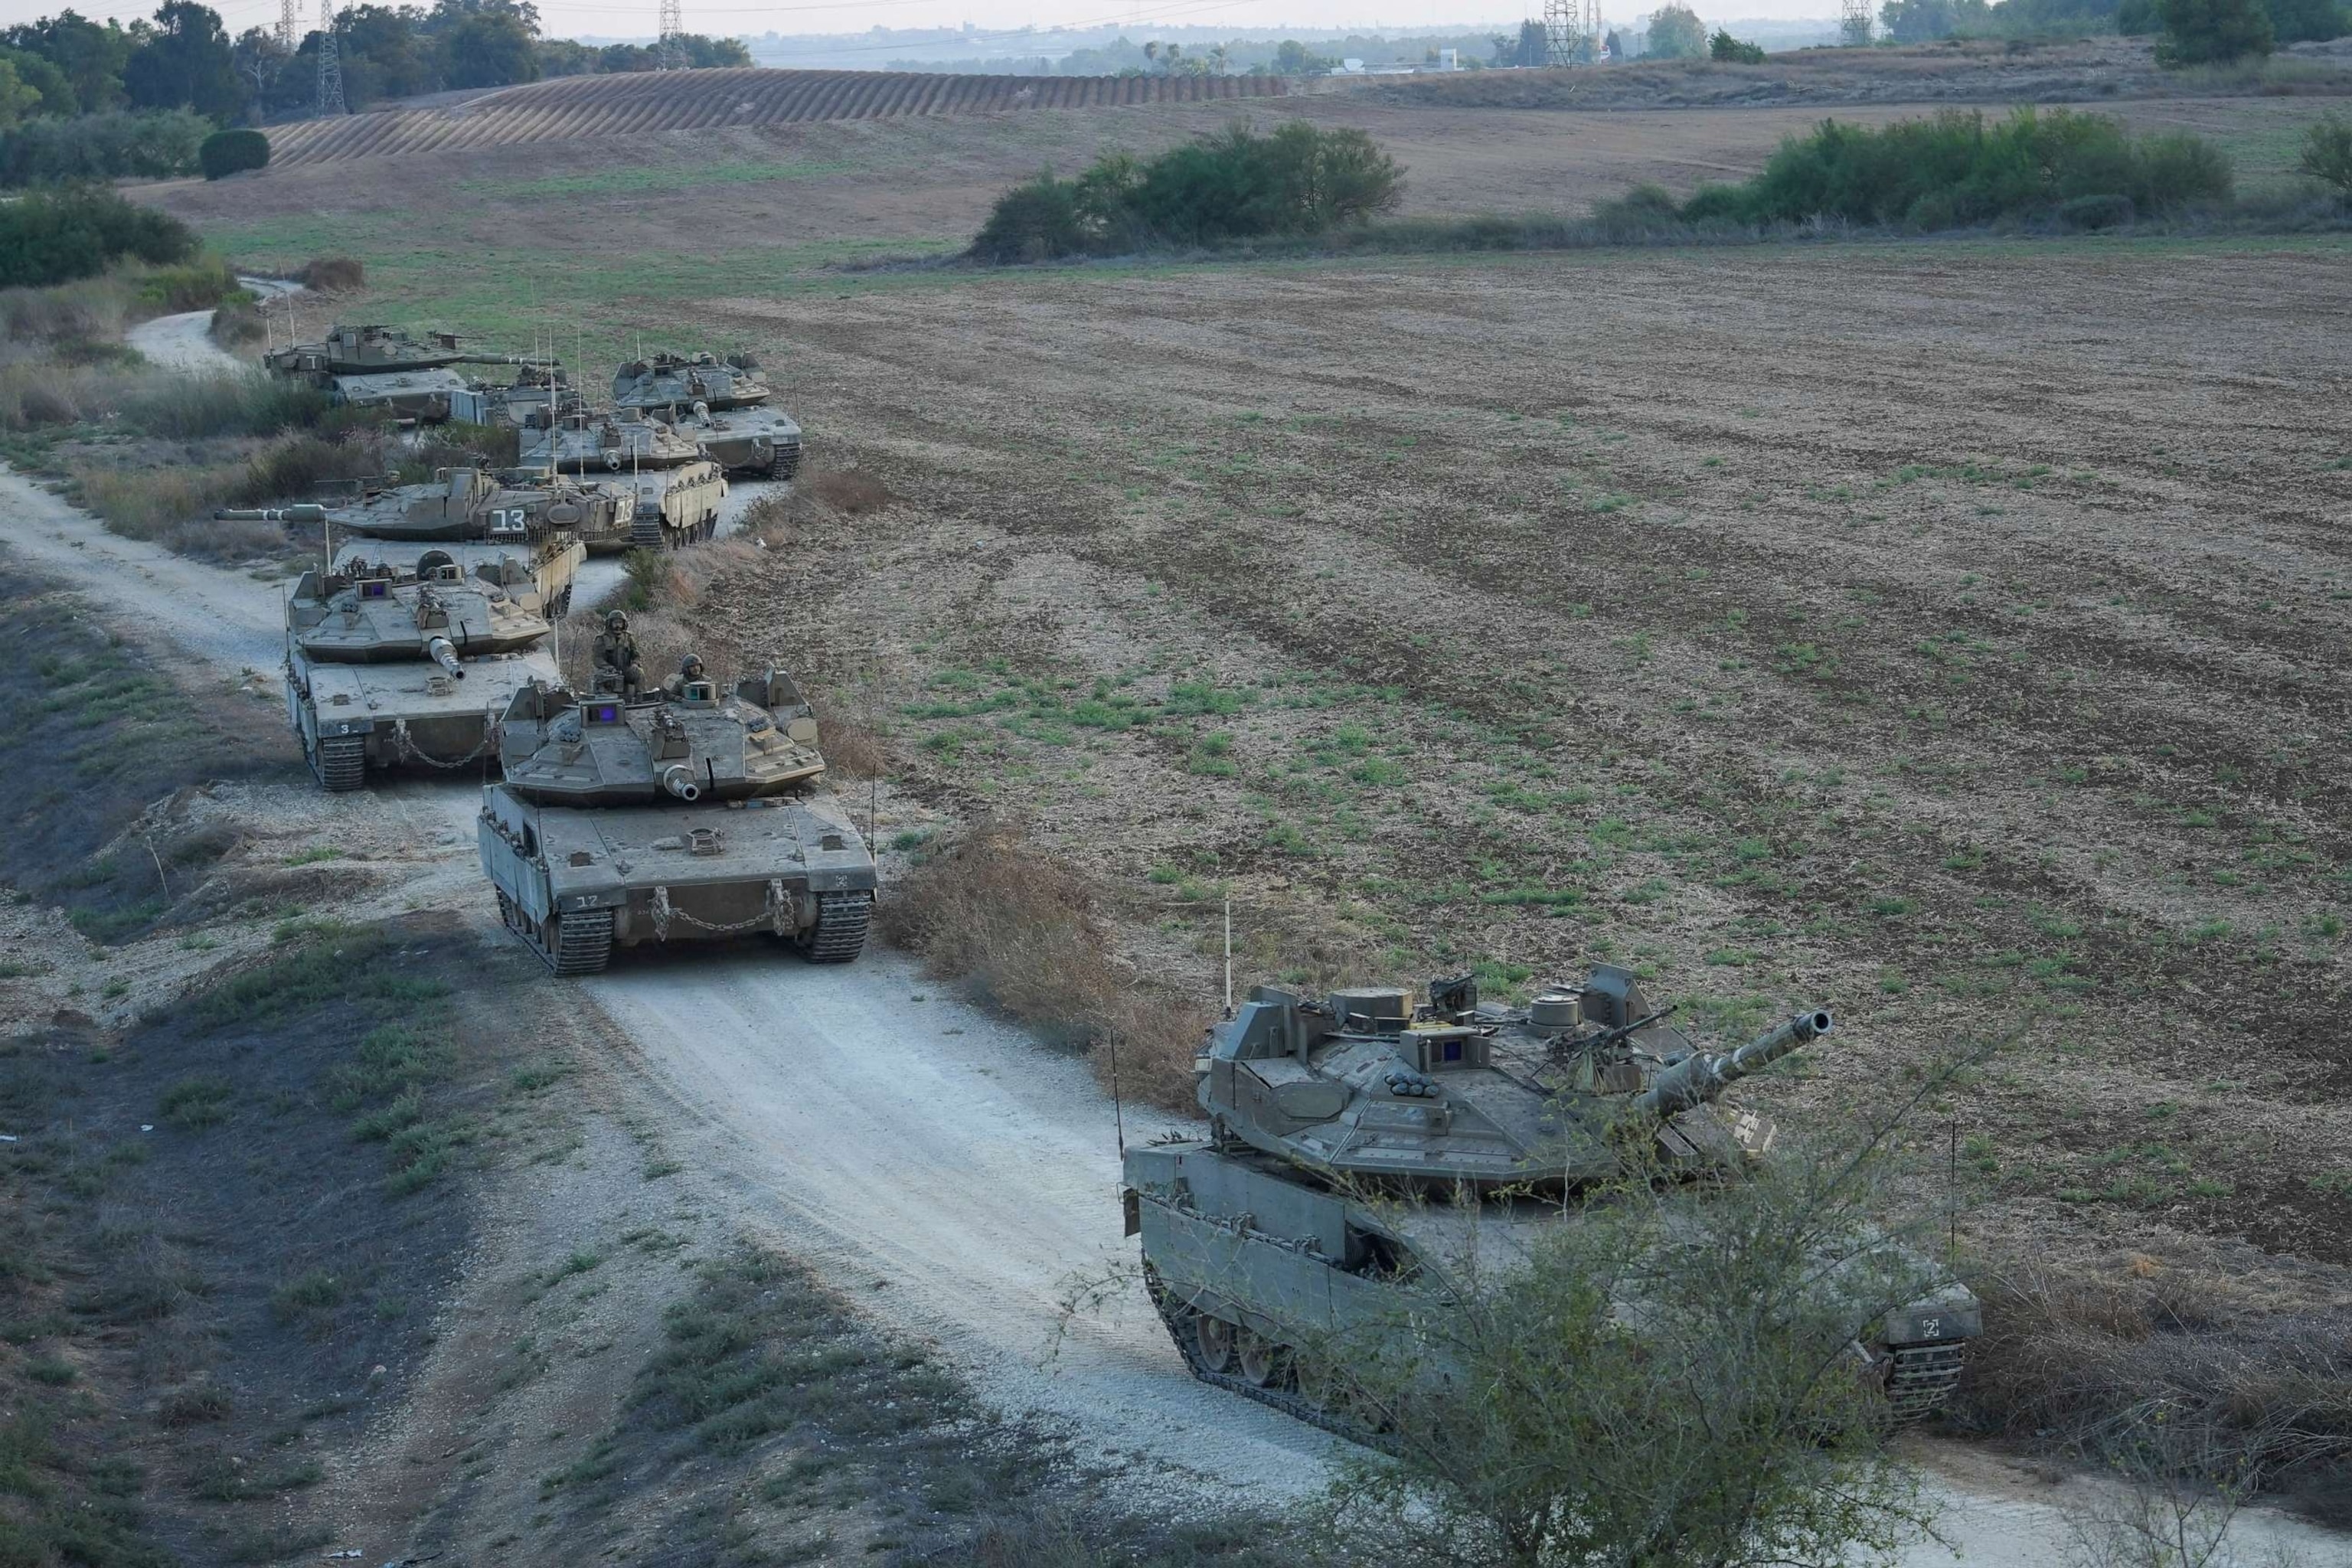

{"left": 1223, "top": 897, "right": 1233, "bottom": 1018}
{"left": 1107, "top": 1027, "right": 1126, "bottom": 1158}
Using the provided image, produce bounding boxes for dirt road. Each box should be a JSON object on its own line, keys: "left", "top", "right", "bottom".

{"left": 8, "top": 466, "right": 2346, "bottom": 1563}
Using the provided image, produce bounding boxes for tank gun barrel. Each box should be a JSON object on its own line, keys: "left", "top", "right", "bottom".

{"left": 1633, "top": 1008, "right": 1832, "bottom": 1119}
{"left": 215, "top": 504, "right": 327, "bottom": 524}
{"left": 423, "top": 635, "right": 464, "bottom": 678}
{"left": 660, "top": 764, "right": 702, "bottom": 802}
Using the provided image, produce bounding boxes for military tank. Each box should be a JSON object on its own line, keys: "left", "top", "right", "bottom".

{"left": 266, "top": 325, "right": 541, "bottom": 426}
{"left": 332, "top": 533, "right": 587, "bottom": 619}
{"left": 281, "top": 557, "right": 556, "bottom": 791}
{"left": 668, "top": 402, "right": 803, "bottom": 481}
{"left": 612, "top": 351, "right": 802, "bottom": 480}
{"left": 611, "top": 351, "right": 770, "bottom": 412}
{"left": 518, "top": 409, "right": 703, "bottom": 478}
{"left": 1123, "top": 968, "right": 1981, "bottom": 1443}
{"left": 476, "top": 668, "right": 875, "bottom": 973}
{"left": 220, "top": 468, "right": 638, "bottom": 554}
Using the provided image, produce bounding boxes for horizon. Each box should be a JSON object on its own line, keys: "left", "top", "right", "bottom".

{"left": 0, "top": 0, "right": 1845, "bottom": 53}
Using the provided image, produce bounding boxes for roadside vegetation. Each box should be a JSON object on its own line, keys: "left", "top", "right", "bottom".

{"left": 0, "top": 186, "right": 201, "bottom": 289}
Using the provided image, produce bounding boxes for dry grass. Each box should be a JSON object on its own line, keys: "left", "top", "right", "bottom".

{"left": 806, "top": 466, "right": 893, "bottom": 516}
{"left": 1955, "top": 1259, "right": 2352, "bottom": 1509}
{"left": 880, "top": 820, "right": 1210, "bottom": 1111}
{"left": 292, "top": 255, "right": 365, "bottom": 291}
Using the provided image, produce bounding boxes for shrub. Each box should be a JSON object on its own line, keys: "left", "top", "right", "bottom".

{"left": 198, "top": 127, "right": 269, "bottom": 180}
{"left": 2301, "top": 111, "right": 2352, "bottom": 194}
{"left": 1696, "top": 109, "right": 2231, "bottom": 230}
{"left": 971, "top": 119, "right": 1404, "bottom": 263}
{"left": 0, "top": 109, "right": 209, "bottom": 187}
{"left": 2265, "top": 0, "right": 2350, "bottom": 42}
{"left": 878, "top": 820, "right": 1209, "bottom": 1110}
{"left": 0, "top": 187, "right": 198, "bottom": 290}
{"left": 293, "top": 253, "right": 365, "bottom": 290}
{"left": 1710, "top": 28, "right": 1768, "bottom": 60}
{"left": 1648, "top": 3, "right": 1709, "bottom": 56}
{"left": 2157, "top": 0, "right": 2275, "bottom": 64}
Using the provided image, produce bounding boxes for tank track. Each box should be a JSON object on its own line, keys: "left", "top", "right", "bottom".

{"left": 499, "top": 891, "right": 613, "bottom": 975}
{"left": 629, "top": 514, "right": 665, "bottom": 550}
{"left": 312, "top": 733, "right": 367, "bottom": 792}
{"left": 1141, "top": 1264, "right": 1393, "bottom": 1452}
{"left": 801, "top": 890, "right": 871, "bottom": 964}
{"left": 1885, "top": 1340, "right": 1968, "bottom": 1422}
{"left": 774, "top": 442, "right": 802, "bottom": 481}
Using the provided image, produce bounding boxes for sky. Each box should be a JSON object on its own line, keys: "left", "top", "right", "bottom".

{"left": 0, "top": 0, "right": 1838, "bottom": 53}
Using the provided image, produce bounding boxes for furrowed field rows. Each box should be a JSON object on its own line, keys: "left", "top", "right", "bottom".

{"left": 263, "top": 67, "right": 1293, "bottom": 167}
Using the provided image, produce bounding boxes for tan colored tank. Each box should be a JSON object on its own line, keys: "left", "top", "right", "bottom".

{"left": 332, "top": 534, "right": 587, "bottom": 619}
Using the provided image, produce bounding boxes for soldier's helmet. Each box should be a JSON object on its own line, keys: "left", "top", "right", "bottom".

{"left": 606, "top": 610, "right": 629, "bottom": 632}
{"left": 681, "top": 654, "right": 705, "bottom": 676}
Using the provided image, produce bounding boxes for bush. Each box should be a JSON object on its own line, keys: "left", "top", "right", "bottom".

{"left": 971, "top": 119, "right": 1404, "bottom": 263}
{"left": 2157, "top": 0, "right": 2276, "bottom": 64}
{"left": 0, "top": 187, "right": 198, "bottom": 289}
{"left": 2301, "top": 111, "right": 2352, "bottom": 195}
{"left": 2265, "top": 0, "right": 2350, "bottom": 41}
{"left": 293, "top": 253, "right": 364, "bottom": 290}
{"left": 1710, "top": 28, "right": 1768, "bottom": 60}
{"left": 0, "top": 109, "right": 208, "bottom": 187}
{"left": 1694, "top": 109, "right": 2232, "bottom": 230}
{"left": 197, "top": 127, "right": 269, "bottom": 181}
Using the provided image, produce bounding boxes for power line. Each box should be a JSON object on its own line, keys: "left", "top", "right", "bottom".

{"left": 316, "top": 0, "right": 345, "bottom": 113}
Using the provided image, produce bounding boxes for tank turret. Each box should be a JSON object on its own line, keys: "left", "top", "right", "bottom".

{"left": 1200, "top": 966, "right": 1828, "bottom": 1191}
{"left": 227, "top": 469, "right": 638, "bottom": 550}
{"left": 494, "top": 669, "right": 826, "bottom": 808}
{"left": 612, "top": 351, "right": 771, "bottom": 413}
{"left": 285, "top": 560, "right": 550, "bottom": 664}
{"left": 519, "top": 410, "right": 706, "bottom": 475}
{"left": 266, "top": 323, "right": 547, "bottom": 378}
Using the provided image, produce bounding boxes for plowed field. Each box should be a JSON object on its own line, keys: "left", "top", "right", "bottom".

{"left": 263, "top": 66, "right": 1288, "bottom": 167}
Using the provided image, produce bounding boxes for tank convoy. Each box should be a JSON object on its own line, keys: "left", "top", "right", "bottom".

{"left": 612, "top": 351, "right": 802, "bottom": 479}
{"left": 1123, "top": 968, "right": 1982, "bottom": 1443}
{"left": 477, "top": 665, "right": 876, "bottom": 973}
{"left": 279, "top": 555, "right": 558, "bottom": 791}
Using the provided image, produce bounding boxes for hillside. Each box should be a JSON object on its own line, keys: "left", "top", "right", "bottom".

{"left": 262, "top": 65, "right": 1289, "bottom": 168}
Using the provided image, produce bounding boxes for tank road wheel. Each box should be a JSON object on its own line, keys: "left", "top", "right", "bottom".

{"left": 1194, "top": 1313, "right": 1237, "bottom": 1375}
{"left": 1236, "top": 1327, "right": 1286, "bottom": 1390}
{"left": 310, "top": 733, "right": 366, "bottom": 792}
{"left": 799, "top": 890, "right": 871, "bottom": 965}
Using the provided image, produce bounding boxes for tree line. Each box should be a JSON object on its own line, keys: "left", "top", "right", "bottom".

{"left": 0, "top": 0, "right": 750, "bottom": 159}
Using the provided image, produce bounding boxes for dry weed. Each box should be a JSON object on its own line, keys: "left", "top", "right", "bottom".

{"left": 208, "top": 295, "right": 265, "bottom": 350}
{"left": 1957, "top": 1259, "right": 2352, "bottom": 1498}
{"left": 807, "top": 466, "right": 893, "bottom": 515}
{"left": 880, "top": 820, "right": 1210, "bottom": 1111}
{"left": 293, "top": 255, "right": 365, "bottom": 291}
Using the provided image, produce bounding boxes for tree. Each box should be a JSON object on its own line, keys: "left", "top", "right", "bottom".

{"left": 2155, "top": 0, "right": 2273, "bottom": 63}
{"left": 1273, "top": 38, "right": 1331, "bottom": 73}
{"left": 0, "top": 46, "right": 75, "bottom": 115}
{"left": 433, "top": 7, "right": 538, "bottom": 88}
{"left": 2, "top": 10, "right": 139, "bottom": 113}
{"left": 1327, "top": 1119, "right": 1958, "bottom": 1568}
{"left": 2301, "top": 110, "right": 2352, "bottom": 194}
{"left": 1648, "top": 4, "right": 1710, "bottom": 57}
{"left": 2266, "top": 0, "right": 2350, "bottom": 42}
{"left": 0, "top": 59, "right": 38, "bottom": 129}
{"left": 1711, "top": 26, "right": 1768, "bottom": 58}
{"left": 122, "top": 1, "right": 243, "bottom": 122}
